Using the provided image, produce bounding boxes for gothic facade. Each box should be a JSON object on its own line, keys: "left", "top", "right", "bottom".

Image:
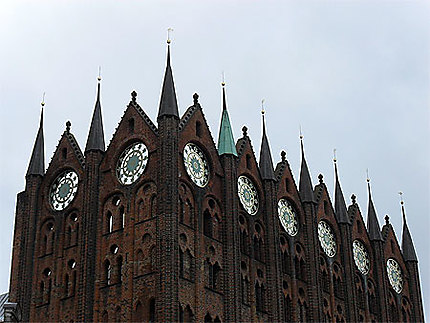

{"left": 7, "top": 44, "right": 424, "bottom": 322}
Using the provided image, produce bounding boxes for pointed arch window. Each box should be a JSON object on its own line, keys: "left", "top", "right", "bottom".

{"left": 255, "top": 282, "right": 265, "bottom": 312}
{"left": 134, "top": 301, "right": 143, "bottom": 321}
{"left": 117, "top": 256, "right": 123, "bottom": 283}
{"left": 149, "top": 298, "right": 156, "bottom": 322}
{"left": 204, "top": 209, "right": 212, "bottom": 237}
{"left": 104, "top": 260, "right": 112, "bottom": 285}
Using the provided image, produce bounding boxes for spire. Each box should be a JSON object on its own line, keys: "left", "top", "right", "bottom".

{"left": 400, "top": 193, "right": 418, "bottom": 261}
{"left": 333, "top": 152, "right": 350, "bottom": 224}
{"left": 259, "top": 103, "right": 275, "bottom": 180}
{"left": 26, "top": 99, "right": 45, "bottom": 176}
{"left": 217, "top": 82, "right": 237, "bottom": 156}
{"left": 366, "top": 178, "right": 383, "bottom": 241}
{"left": 299, "top": 134, "right": 315, "bottom": 202}
{"left": 157, "top": 38, "right": 179, "bottom": 119}
{"left": 85, "top": 75, "right": 105, "bottom": 153}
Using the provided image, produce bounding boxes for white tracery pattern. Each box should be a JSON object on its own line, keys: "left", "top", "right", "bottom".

{"left": 278, "top": 198, "right": 298, "bottom": 236}
{"left": 387, "top": 258, "right": 403, "bottom": 294}
{"left": 50, "top": 170, "right": 79, "bottom": 211}
{"left": 353, "top": 240, "right": 370, "bottom": 275}
{"left": 116, "top": 142, "right": 148, "bottom": 185}
{"left": 318, "top": 221, "right": 337, "bottom": 257}
{"left": 237, "top": 175, "right": 259, "bottom": 215}
{"left": 183, "top": 143, "right": 209, "bottom": 187}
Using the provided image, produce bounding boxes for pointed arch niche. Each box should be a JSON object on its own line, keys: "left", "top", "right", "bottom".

{"left": 135, "top": 182, "right": 157, "bottom": 222}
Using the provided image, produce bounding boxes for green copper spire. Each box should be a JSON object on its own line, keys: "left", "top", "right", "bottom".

{"left": 217, "top": 83, "right": 237, "bottom": 156}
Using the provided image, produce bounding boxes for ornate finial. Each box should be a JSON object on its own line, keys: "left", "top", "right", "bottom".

{"left": 167, "top": 27, "right": 173, "bottom": 44}
{"left": 281, "top": 150, "right": 286, "bottom": 162}
{"left": 242, "top": 125, "right": 248, "bottom": 137}
{"left": 333, "top": 148, "right": 337, "bottom": 163}
{"left": 399, "top": 191, "right": 404, "bottom": 205}
{"left": 66, "top": 121, "right": 71, "bottom": 133}
{"left": 261, "top": 99, "right": 265, "bottom": 115}
{"left": 98, "top": 66, "right": 102, "bottom": 82}
{"left": 131, "top": 90, "right": 137, "bottom": 103}
{"left": 193, "top": 93, "right": 199, "bottom": 105}
{"left": 318, "top": 173, "right": 324, "bottom": 184}
{"left": 41, "top": 92, "right": 45, "bottom": 107}
{"left": 351, "top": 194, "right": 357, "bottom": 205}
{"left": 299, "top": 125, "right": 303, "bottom": 140}
{"left": 385, "top": 214, "right": 390, "bottom": 225}
{"left": 221, "top": 71, "right": 225, "bottom": 87}
{"left": 366, "top": 168, "right": 370, "bottom": 183}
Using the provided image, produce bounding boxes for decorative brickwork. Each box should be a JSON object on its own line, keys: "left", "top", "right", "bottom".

{"left": 8, "top": 46, "right": 424, "bottom": 322}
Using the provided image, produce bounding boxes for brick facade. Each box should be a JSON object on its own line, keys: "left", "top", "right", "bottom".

{"left": 8, "top": 46, "right": 424, "bottom": 322}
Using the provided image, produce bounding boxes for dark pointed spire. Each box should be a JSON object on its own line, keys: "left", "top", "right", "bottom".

{"left": 333, "top": 152, "right": 350, "bottom": 224}
{"left": 27, "top": 100, "right": 45, "bottom": 176}
{"left": 366, "top": 178, "right": 383, "bottom": 241}
{"left": 259, "top": 105, "right": 275, "bottom": 180}
{"left": 85, "top": 76, "right": 105, "bottom": 153}
{"left": 158, "top": 41, "right": 179, "bottom": 119}
{"left": 218, "top": 82, "right": 237, "bottom": 156}
{"left": 400, "top": 193, "right": 418, "bottom": 261}
{"left": 299, "top": 134, "right": 315, "bottom": 203}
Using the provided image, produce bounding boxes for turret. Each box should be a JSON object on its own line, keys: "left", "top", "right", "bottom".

{"left": 85, "top": 76, "right": 105, "bottom": 153}
{"left": 26, "top": 107, "right": 45, "bottom": 176}
{"left": 217, "top": 82, "right": 237, "bottom": 156}
{"left": 298, "top": 136, "right": 315, "bottom": 203}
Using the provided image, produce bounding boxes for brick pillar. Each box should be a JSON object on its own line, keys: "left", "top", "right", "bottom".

{"left": 406, "top": 261, "right": 424, "bottom": 322}
{"left": 261, "top": 179, "right": 283, "bottom": 322}
{"left": 372, "top": 240, "right": 389, "bottom": 322}
{"left": 157, "top": 115, "right": 179, "bottom": 322}
{"left": 19, "top": 175, "right": 43, "bottom": 322}
{"left": 220, "top": 154, "right": 241, "bottom": 322}
{"left": 302, "top": 201, "right": 322, "bottom": 322}
{"left": 338, "top": 223, "right": 358, "bottom": 322}
{"left": 77, "top": 150, "right": 103, "bottom": 321}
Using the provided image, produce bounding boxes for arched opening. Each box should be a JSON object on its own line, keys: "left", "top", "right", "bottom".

{"left": 204, "top": 209, "right": 212, "bottom": 237}
{"left": 196, "top": 121, "right": 202, "bottom": 137}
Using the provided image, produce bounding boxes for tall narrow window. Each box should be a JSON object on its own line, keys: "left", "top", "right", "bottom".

{"left": 104, "top": 260, "right": 111, "bottom": 285}
{"left": 179, "top": 198, "right": 184, "bottom": 223}
{"left": 119, "top": 206, "right": 125, "bottom": 229}
{"left": 107, "top": 212, "right": 113, "bottom": 233}
{"left": 204, "top": 210, "right": 212, "bottom": 237}
{"left": 196, "top": 121, "right": 202, "bottom": 137}
{"left": 149, "top": 298, "right": 156, "bottom": 322}
{"left": 117, "top": 256, "right": 123, "bottom": 283}
{"left": 135, "top": 301, "right": 143, "bottom": 322}
{"left": 246, "top": 154, "right": 251, "bottom": 169}
{"left": 128, "top": 118, "right": 135, "bottom": 133}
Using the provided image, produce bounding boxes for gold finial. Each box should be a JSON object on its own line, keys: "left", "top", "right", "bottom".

{"left": 167, "top": 27, "right": 173, "bottom": 44}
{"left": 299, "top": 125, "right": 303, "bottom": 140}
{"left": 221, "top": 71, "right": 225, "bottom": 87}
{"left": 366, "top": 168, "right": 370, "bottom": 183}
{"left": 333, "top": 148, "right": 337, "bottom": 163}
{"left": 261, "top": 99, "right": 265, "bottom": 115}
{"left": 98, "top": 66, "right": 102, "bottom": 81}
{"left": 399, "top": 191, "right": 404, "bottom": 205}
{"left": 41, "top": 92, "right": 45, "bottom": 107}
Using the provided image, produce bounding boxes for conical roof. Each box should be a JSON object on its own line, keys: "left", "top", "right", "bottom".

{"left": 366, "top": 181, "right": 383, "bottom": 241}
{"left": 401, "top": 201, "right": 418, "bottom": 261}
{"left": 259, "top": 112, "right": 275, "bottom": 180}
{"left": 158, "top": 44, "right": 179, "bottom": 119}
{"left": 26, "top": 108, "right": 45, "bottom": 176}
{"left": 299, "top": 138, "right": 315, "bottom": 203}
{"left": 334, "top": 161, "right": 350, "bottom": 224}
{"left": 85, "top": 80, "right": 105, "bottom": 152}
{"left": 217, "top": 85, "right": 237, "bottom": 156}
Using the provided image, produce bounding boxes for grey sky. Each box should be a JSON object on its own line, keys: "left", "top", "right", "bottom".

{"left": 0, "top": 0, "right": 428, "bottom": 319}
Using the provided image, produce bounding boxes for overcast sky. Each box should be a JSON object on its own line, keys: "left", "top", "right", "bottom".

{"left": 0, "top": 0, "right": 428, "bottom": 319}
